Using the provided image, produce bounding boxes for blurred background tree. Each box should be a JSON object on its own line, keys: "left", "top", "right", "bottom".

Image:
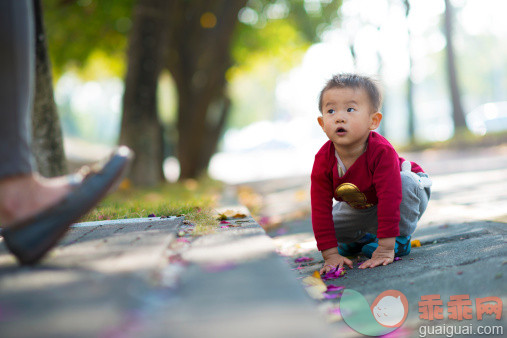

{"left": 119, "top": 0, "right": 169, "bottom": 186}
{"left": 42, "top": 0, "right": 342, "bottom": 185}
{"left": 38, "top": 0, "right": 507, "bottom": 186}
{"left": 163, "top": 0, "right": 342, "bottom": 180}
{"left": 443, "top": 0, "right": 467, "bottom": 135}
{"left": 32, "top": 0, "right": 67, "bottom": 177}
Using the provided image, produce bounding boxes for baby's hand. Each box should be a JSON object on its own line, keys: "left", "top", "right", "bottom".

{"left": 359, "top": 237, "right": 395, "bottom": 269}
{"left": 319, "top": 247, "right": 353, "bottom": 275}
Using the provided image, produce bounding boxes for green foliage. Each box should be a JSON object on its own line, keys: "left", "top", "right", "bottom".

{"left": 43, "top": 0, "right": 341, "bottom": 78}
{"left": 42, "top": 0, "right": 344, "bottom": 139}
{"left": 42, "top": 0, "right": 134, "bottom": 78}
{"left": 232, "top": 0, "right": 341, "bottom": 67}
{"left": 227, "top": 0, "right": 342, "bottom": 128}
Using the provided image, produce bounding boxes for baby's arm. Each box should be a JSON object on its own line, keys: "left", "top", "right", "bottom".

{"left": 359, "top": 237, "right": 395, "bottom": 269}
{"left": 319, "top": 247, "right": 354, "bottom": 274}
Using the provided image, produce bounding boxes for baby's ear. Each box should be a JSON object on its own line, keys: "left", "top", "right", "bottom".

{"left": 317, "top": 116, "right": 324, "bottom": 128}
{"left": 370, "top": 112, "right": 382, "bottom": 130}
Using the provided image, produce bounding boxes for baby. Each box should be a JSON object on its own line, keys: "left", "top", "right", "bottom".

{"left": 311, "top": 74, "right": 431, "bottom": 274}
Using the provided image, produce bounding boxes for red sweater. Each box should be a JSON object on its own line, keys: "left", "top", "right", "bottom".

{"left": 311, "top": 131, "right": 424, "bottom": 251}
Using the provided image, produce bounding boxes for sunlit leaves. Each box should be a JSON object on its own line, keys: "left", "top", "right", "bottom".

{"left": 42, "top": 0, "right": 134, "bottom": 77}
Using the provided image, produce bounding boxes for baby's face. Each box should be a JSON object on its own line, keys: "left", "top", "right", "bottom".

{"left": 318, "top": 87, "right": 381, "bottom": 151}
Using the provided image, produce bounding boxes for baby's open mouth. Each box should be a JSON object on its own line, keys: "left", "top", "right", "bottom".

{"left": 336, "top": 127, "right": 347, "bottom": 133}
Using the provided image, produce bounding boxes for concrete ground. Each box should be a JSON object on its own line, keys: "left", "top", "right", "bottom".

{"left": 0, "top": 145, "right": 505, "bottom": 338}
{"left": 250, "top": 145, "right": 507, "bottom": 337}
{"left": 0, "top": 215, "right": 334, "bottom": 338}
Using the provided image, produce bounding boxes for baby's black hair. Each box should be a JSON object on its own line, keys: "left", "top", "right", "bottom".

{"left": 318, "top": 73, "right": 382, "bottom": 113}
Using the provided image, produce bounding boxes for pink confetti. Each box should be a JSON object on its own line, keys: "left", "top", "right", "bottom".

{"left": 326, "top": 284, "right": 345, "bottom": 292}
{"left": 295, "top": 256, "right": 313, "bottom": 263}
{"left": 276, "top": 227, "right": 288, "bottom": 235}
{"left": 204, "top": 262, "right": 237, "bottom": 273}
{"left": 323, "top": 293, "right": 340, "bottom": 299}
{"left": 220, "top": 221, "right": 230, "bottom": 224}
{"left": 148, "top": 213, "right": 156, "bottom": 217}
{"left": 220, "top": 225, "right": 229, "bottom": 228}
{"left": 258, "top": 216, "right": 270, "bottom": 226}
{"left": 328, "top": 307, "right": 341, "bottom": 316}
{"left": 176, "top": 238, "right": 190, "bottom": 243}
{"left": 394, "top": 257, "right": 402, "bottom": 261}
{"left": 380, "top": 327, "right": 412, "bottom": 337}
{"left": 322, "top": 268, "right": 345, "bottom": 281}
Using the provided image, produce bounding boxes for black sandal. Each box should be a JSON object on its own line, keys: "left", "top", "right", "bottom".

{"left": 1, "top": 146, "right": 133, "bottom": 265}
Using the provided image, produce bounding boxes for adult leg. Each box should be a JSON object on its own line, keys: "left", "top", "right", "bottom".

{"left": 0, "top": 0, "right": 134, "bottom": 265}
{"left": 0, "top": 0, "right": 34, "bottom": 177}
{"left": 0, "top": 0, "right": 71, "bottom": 227}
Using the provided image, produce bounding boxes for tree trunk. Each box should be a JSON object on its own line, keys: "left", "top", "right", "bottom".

{"left": 404, "top": 0, "right": 416, "bottom": 144}
{"left": 443, "top": 0, "right": 467, "bottom": 133}
{"left": 376, "top": 49, "right": 387, "bottom": 136}
{"left": 120, "top": 0, "right": 169, "bottom": 186}
{"left": 167, "top": 0, "right": 247, "bottom": 180}
{"left": 31, "top": 0, "right": 67, "bottom": 177}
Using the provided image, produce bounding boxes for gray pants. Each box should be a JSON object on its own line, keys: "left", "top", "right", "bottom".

{"left": 0, "top": 0, "right": 35, "bottom": 179}
{"left": 332, "top": 171, "right": 431, "bottom": 243}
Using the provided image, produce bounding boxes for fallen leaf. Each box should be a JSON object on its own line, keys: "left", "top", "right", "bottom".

{"left": 305, "top": 286, "right": 325, "bottom": 300}
{"left": 119, "top": 178, "right": 131, "bottom": 190}
{"left": 302, "top": 271, "right": 327, "bottom": 299}
{"left": 302, "top": 271, "right": 325, "bottom": 287}
{"left": 411, "top": 239, "right": 421, "bottom": 247}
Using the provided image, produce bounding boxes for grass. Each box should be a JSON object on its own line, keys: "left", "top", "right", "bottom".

{"left": 79, "top": 177, "right": 223, "bottom": 235}
{"left": 399, "top": 130, "right": 507, "bottom": 152}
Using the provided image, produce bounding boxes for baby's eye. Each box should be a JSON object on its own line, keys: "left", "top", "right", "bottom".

{"left": 347, "top": 107, "right": 356, "bottom": 112}
{"left": 327, "top": 109, "right": 335, "bottom": 114}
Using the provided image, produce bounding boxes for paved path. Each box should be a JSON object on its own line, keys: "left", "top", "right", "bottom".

{"left": 0, "top": 218, "right": 181, "bottom": 337}
{"left": 270, "top": 218, "right": 506, "bottom": 336}
{"left": 0, "top": 145, "right": 505, "bottom": 338}
{"left": 238, "top": 145, "right": 507, "bottom": 337}
{"left": 0, "top": 215, "right": 334, "bottom": 338}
